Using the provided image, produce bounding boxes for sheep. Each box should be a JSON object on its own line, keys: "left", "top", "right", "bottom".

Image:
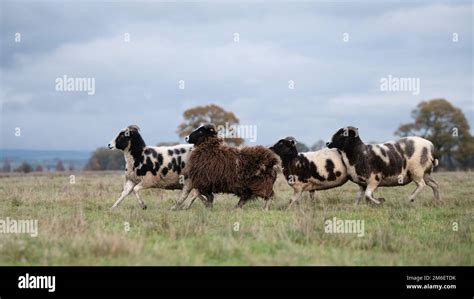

{"left": 178, "top": 124, "right": 280, "bottom": 210}
{"left": 270, "top": 137, "right": 349, "bottom": 208}
{"left": 107, "top": 125, "right": 211, "bottom": 209}
{"left": 326, "top": 126, "right": 440, "bottom": 205}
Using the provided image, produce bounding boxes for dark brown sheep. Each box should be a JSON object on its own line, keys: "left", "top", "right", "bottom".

{"left": 179, "top": 124, "right": 280, "bottom": 210}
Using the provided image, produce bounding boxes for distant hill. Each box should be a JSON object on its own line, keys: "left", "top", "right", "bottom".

{"left": 0, "top": 149, "right": 92, "bottom": 171}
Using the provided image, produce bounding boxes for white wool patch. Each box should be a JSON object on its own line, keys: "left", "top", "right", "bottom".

{"left": 371, "top": 144, "right": 390, "bottom": 165}
{"left": 290, "top": 148, "right": 348, "bottom": 191}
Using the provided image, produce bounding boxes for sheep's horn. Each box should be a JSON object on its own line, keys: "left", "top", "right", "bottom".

{"left": 128, "top": 125, "right": 140, "bottom": 132}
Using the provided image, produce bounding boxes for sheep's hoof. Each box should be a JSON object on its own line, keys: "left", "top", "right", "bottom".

{"left": 378, "top": 198, "right": 385, "bottom": 203}
{"left": 182, "top": 203, "right": 193, "bottom": 210}
{"left": 141, "top": 205, "right": 147, "bottom": 210}
{"left": 170, "top": 205, "right": 178, "bottom": 211}
{"left": 367, "top": 199, "right": 381, "bottom": 205}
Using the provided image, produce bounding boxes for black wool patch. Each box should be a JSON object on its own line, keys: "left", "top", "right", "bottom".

{"left": 420, "top": 147, "right": 428, "bottom": 165}
{"left": 325, "top": 159, "right": 337, "bottom": 181}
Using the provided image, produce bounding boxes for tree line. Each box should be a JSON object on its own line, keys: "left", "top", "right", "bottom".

{"left": 86, "top": 99, "right": 474, "bottom": 171}
{"left": 1, "top": 160, "right": 73, "bottom": 173}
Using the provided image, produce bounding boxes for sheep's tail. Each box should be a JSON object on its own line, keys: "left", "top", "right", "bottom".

{"left": 430, "top": 143, "right": 439, "bottom": 169}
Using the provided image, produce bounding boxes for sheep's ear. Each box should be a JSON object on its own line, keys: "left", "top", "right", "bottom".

{"left": 207, "top": 124, "right": 216, "bottom": 133}
{"left": 128, "top": 125, "right": 140, "bottom": 132}
{"left": 350, "top": 127, "right": 359, "bottom": 137}
{"left": 284, "top": 136, "right": 296, "bottom": 145}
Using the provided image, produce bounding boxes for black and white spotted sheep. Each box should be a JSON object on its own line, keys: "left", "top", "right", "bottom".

{"left": 270, "top": 137, "right": 349, "bottom": 208}
{"left": 326, "top": 127, "right": 440, "bottom": 205}
{"left": 107, "top": 125, "right": 210, "bottom": 210}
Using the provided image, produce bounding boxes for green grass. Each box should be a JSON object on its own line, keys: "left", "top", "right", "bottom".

{"left": 0, "top": 171, "right": 472, "bottom": 265}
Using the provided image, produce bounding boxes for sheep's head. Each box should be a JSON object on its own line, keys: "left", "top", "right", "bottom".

{"left": 326, "top": 126, "right": 360, "bottom": 150}
{"left": 185, "top": 124, "right": 218, "bottom": 145}
{"left": 269, "top": 137, "right": 298, "bottom": 160}
{"left": 108, "top": 125, "right": 141, "bottom": 151}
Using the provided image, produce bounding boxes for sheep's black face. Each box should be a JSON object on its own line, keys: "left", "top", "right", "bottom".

{"left": 270, "top": 138, "right": 298, "bottom": 160}
{"left": 114, "top": 131, "right": 130, "bottom": 150}
{"left": 108, "top": 125, "right": 140, "bottom": 151}
{"left": 327, "top": 127, "right": 359, "bottom": 150}
{"left": 185, "top": 124, "right": 217, "bottom": 145}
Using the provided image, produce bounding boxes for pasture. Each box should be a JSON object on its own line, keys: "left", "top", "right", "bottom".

{"left": 0, "top": 171, "right": 472, "bottom": 265}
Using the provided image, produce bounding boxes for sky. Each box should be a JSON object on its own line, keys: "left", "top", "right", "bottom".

{"left": 0, "top": 0, "right": 472, "bottom": 151}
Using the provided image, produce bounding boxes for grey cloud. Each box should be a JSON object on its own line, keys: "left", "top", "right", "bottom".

{"left": 0, "top": 0, "right": 472, "bottom": 150}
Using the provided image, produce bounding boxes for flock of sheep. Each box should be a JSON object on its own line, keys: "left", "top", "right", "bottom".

{"left": 107, "top": 124, "right": 440, "bottom": 210}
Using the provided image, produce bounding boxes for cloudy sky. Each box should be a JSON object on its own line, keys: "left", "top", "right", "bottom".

{"left": 0, "top": 0, "right": 472, "bottom": 151}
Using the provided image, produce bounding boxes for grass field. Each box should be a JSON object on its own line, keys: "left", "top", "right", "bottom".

{"left": 0, "top": 171, "right": 472, "bottom": 266}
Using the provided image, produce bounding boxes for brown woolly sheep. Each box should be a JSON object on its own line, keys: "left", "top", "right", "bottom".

{"left": 174, "top": 124, "right": 280, "bottom": 210}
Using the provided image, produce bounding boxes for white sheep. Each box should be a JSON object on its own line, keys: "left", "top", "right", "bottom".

{"left": 107, "top": 125, "right": 210, "bottom": 209}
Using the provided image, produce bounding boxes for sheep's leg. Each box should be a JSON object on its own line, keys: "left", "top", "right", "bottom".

{"left": 364, "top": 181, "right": 382, "bottom": 205}
{"left": 424, "top": 174, "right": 441, "bottom": 201}
{"left": 182, "top": 189, "right": 199, "bottom": 210}
{"left": 132, "top": 184, "right": 147, "bottom": 210}
{"left": 171, "top": 182, "right": 193, "bottom": 210}
{"left": 287, "top": 189, "right": 303, "bottom": 209}
{"left": 200, "top": 193, "right": 214, "bottom": 208}
{"left": 309, "top": 190, "right": 316, "bottom": 201}
{"left": 263, "top": 200, "right": 272, "bottom": 211}
{"left": 355, "top": 185, "right": 366, "bottom": 205}
{"left": 111, "top": 180, "right": 136, "bottom": 209}
{"left": 235, "top": 198, "right": 247, "bottom": 208}
{"left": 263, "top": 194, "right": 274, "bottom": 211}
{"left": 235, "top": 193, "right": 252, "bottom": 209}
{"left": 183, "top": 190, "right": 210, "bottom": 210}
{"left": 408, "top": 179, "right": 426, "bottom": 202}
